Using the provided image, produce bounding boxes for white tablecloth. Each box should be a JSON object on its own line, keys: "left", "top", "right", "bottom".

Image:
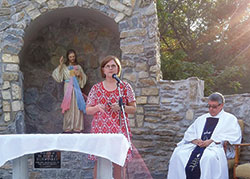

{"left": 0, "top": 133, "right": 130, "bottom": 167}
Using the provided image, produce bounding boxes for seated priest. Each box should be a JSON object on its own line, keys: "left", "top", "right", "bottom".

{"left": 167, "top": 92, "right": 242, "bottom": 179}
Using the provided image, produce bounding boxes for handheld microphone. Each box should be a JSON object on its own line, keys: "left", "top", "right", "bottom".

{"left": 112, "top": 74, "right": 124, "bottom": 85}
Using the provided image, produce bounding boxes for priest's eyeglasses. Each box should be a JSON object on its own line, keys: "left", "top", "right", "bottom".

{"left": 104, "top": 64, "right": 117, "bottom": 69}
{"left": 207, "top": 104, "right": 221, "bottom": 109}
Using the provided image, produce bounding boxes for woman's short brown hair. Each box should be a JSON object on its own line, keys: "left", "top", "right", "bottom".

{"left": 100, "top": 55, "right": 122, "bottom": 78}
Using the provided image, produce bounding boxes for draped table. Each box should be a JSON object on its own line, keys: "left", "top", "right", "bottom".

{"left": 0, "top": 133, "right": 130, "bottom": 179}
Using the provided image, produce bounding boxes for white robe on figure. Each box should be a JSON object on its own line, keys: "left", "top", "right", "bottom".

{"left": 167, "top": 110, "right": 242, "bottom": 179}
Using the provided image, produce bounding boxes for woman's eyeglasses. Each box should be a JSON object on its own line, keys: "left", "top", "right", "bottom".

{"left": 104, "top": 64, "right": 117, "bottom": 69}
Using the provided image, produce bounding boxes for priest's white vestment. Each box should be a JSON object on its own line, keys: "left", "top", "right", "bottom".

{"left": 167, "top": 110, "right": 242, "bottom": 179}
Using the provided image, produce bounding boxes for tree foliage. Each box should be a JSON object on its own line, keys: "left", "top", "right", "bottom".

{"left": 157, "top": 0, "right": 250, "bottom": 95}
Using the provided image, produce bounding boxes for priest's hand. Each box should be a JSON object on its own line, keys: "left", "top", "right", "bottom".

{"left": 192, "top": 139, "right": 213, "bottom": 147}
{"left": 199, "top": 139, "right": 213, "bottom": 147}
{"left": 192, "top": 139, "right": 203, "bottom": 146}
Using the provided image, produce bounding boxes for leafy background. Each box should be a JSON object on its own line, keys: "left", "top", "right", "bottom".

{"left": 157, "top": 0, "right": 249, "bottom": 95}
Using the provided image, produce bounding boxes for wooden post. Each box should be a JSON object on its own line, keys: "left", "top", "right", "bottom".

{"left": 13, "top": 155, "right": 28, "bottom": 179}
{"left": 97, "top": 157, "right": 113, "bottom": 179}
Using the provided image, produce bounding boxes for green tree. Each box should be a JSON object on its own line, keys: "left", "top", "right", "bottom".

{"left": 157, "top": 0, "right": 249, "bottom": 95}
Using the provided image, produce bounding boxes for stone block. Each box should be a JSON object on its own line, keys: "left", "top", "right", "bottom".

{"left": 29, "top": 172, "right": 41, "bottom": 179}
{"left": 3, "top": 34, "right": 23, "bottom": 47}
{"left": 136, "top": 96, "right": 147, "bottom": 104}
{"left": 2, "top": 72, "right": 19, "bottom": 81}
{"left": 12, "top": 83, "right": 22, "bottom": 100}
{"left": 28, "top": 8, "right": 41, "bottom": 20}
{"left": 138, "top": 71, "right": 149, "bottom": 78}
{"left": 124, "top": 7, "right": 132, "bottom": 16}
{"left": 1, "top": 0, "right": 10, "bottom": 7}
{"left": 2, "top": 81, "right": 10, "bottom": 90}
{"left": 14, "top": 21, "right": 27, "bottom": 31}
{"left": 11, "top": 11, "right": 25, "bottom": 22}
{"left": 0, "top": 8, "right": 11, "bottom": 16}
{"left": 185, "top": 109, "right": 194, "bottom": 120}
{"left": 65, "top": 0, "right": 79, "bottom": 6}
{"left": 25, "top": 3, "right": 36, "bottom": 12}
{"left": 153, "top": 129, "right": 176, "bottom": 136}
{"left": 120, "top": 28, "right": 147, "bottom": 38}
{"left": 121, "top": 59, "right": 135, "bottom": 67}
{"left": 47, "top": 0, "right": 59, "bottom": 9}
{"left": 141, "top": 88, "right": 159, "bottom": 95}
{"left": 2, "top": 90, "right": 11, "bottom": 100}
{"left": 4, "top": 113, "right": 10, "bottom": 122}
{"left": 149, "top": 64, "right": 159, "bottom": 73}
{"left": 139, "top": 78, "right": 157, "bottom": 86}
{"left": 3, "top": 101, "right": 11, "bottom": 112}
{"left": 123, "top": 72, "right": 136, "bottom": 82}
{"left": 120, "top": 37, "right": 141, "bottom": 44}
{"left": 144, "top": 117, "right": 159, "bottom": 123}
{"left": 6, "top": 64, "right": 19, "bottom": 71}
{"left": 12, "top": 101, "right": 24, "bottom": 111}
{"left": 96, "top": 0, "right": 108, "bottom": 5}
{"left": 0, "top": 21, "right": 10, "bottom": 32}
{"left": 128, "top": 113, "right": 135, "bottom": 118}
{"left": 161, "top": 97, "right": 172, "bottom": 103}
{"left": 133, "top": 140, "right": 154, "bottom": 148}
{"left": 110, "top": 0, "right": 126, "bottom": 12}
{"left": 188, "top": 77, "right": 204, "bottom": 102}
{"left": 115, "top": 13, "right": 125, "bottom": 23}
{"left": 129, "top": 118, "right": 135, "bottom": 127}
{"left": 136, "top": 106, "right": 144, "bottom": 114}
{"left": 144, "top": 122, "right": 160, "bottom": 129}
{"left": 148, "top": 96, "right": 159, "bottom": 104}
{"left": 2, "top": 54, "right": 19, "bottom": 63}
{"left": 143, "top": 2, "right": 156, "bottom": 16}
{"left": 35, "top": 0, "right": 47, "bottom": 4}
{"left": 122, "top": 0, "right": 132, "bottom": 6}
{"left": 124, "top": 0, "right": 136, "bottom": 7}
{"left": 136, "top": 62, "right": 148, "bottom": 71}
{"left": 40, "top": 7, "right": 49, "bottom": 13}
{"left": 136, "top": 115, "right": 144, "bottom": 127}
{"left": 15, "top": 2, "right": 29, "bottom": 12}
{"left": 120, "top": 44, "right": 144, "bottom": 54}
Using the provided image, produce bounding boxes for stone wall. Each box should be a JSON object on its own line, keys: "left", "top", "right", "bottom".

{"left": 132, "top": 77, "right": 250, "bottom": 178}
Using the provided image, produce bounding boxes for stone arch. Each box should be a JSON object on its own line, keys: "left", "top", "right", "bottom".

{"left": 19, "top": 7, "right": 122, "bottom": 133}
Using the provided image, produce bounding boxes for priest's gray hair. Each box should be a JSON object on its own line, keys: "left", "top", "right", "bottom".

{"left": 208, "top": 92, "right": 225, "bottom": 104}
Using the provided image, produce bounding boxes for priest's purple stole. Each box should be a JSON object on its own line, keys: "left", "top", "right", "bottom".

{"left": 185, "top": 117, "right": 219, "bottom": 179}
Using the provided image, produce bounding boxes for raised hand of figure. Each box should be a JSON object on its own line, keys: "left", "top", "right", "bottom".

{"left": 59, "top": 56, "right": 64, "bottom": 66}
